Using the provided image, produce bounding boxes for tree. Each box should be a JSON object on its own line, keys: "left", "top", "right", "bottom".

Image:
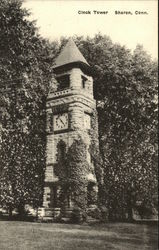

{"left": 0, "top": 0, "right": 56, "bottom": 215}
{"left": 70, "top": 35, "right": 158, "bottom": 220}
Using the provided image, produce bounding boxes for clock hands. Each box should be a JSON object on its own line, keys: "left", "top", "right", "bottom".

{"left": 59, "top": 117, "right": 65, "bottom": 126}
{"left": 54, "top": 113, "right": 68, "bottom": 131}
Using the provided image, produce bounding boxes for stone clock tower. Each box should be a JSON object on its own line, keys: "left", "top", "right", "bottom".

{"left": 42, "top": 39, "right": 98, "bottom": 217}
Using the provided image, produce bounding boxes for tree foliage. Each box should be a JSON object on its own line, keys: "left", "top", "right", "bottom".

{"left": 0, "top": 1, "right": 157, "bottom": 221}
{"left": 55, "top": 137, "right": 90, "bottom": 213}
{"left": 0, "top": 0, "right": 56, "bottom": 214}
{"left": 71, "top": 34, "right": 158, "bottom": 219}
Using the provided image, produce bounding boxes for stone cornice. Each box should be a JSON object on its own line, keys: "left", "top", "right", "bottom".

{"left": 46, "top": 93, "right": 96, "bottom": 109}
{"left": 47, "top": 88, "right": 93, "bottom": 102}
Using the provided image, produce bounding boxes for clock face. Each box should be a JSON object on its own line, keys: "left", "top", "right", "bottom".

{"left": 54, "top": 113, "right": 68, "bottom": 131}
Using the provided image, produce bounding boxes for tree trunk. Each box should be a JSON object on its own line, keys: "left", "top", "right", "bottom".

{"left": 127, "top": 196, "right": 133, "bottom": 221}
{"left": 127, "top": 206, "right": 133, "bottom": 221}
{"left": 18, "top": 203, "right": 25, "bottom": 219}
{"left": 8, "top": 205, "right": 13, "bottom": 218}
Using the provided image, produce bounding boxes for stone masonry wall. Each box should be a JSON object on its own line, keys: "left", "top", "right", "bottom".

{"left": 43, "top": 66, "right": 97, "bottom": 209}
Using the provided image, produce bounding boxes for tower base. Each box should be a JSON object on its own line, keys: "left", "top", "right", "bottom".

{"left": 37, "top": 207, "right": 61, "bottom": 222}
{"left": 37, "top": 206, "right": 84, "bottom": 223}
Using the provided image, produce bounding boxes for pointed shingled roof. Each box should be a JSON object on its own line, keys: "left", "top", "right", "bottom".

{"left": 53, "top": 38, "right": 89, "bottom": 69}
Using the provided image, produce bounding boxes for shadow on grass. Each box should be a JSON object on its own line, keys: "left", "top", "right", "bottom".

{"left": 0, "top": 214, "right": 158, "bottom": 227}
{"left": 0, "top": 214, "right": 36, "bottom": 222}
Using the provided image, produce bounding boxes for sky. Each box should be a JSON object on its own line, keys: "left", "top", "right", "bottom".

{"left": 23, "top": 0, "right": 158, "bottom": 59}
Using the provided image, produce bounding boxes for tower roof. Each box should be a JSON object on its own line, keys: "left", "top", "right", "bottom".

{"left": 53, "top": 39, "right": 89, "bottom": 69}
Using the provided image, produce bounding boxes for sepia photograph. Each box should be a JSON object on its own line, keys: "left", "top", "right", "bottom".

{"left": 0, "top": 0, "right": 158, "bottom": 249}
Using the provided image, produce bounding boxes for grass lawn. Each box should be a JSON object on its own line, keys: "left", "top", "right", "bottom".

{"left": 0, "top": 221, "right": 158, "bottom": 250}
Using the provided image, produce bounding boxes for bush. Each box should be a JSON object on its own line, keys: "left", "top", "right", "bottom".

{"left": 136, "top": 203, "right": 156, "bottom": 219}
